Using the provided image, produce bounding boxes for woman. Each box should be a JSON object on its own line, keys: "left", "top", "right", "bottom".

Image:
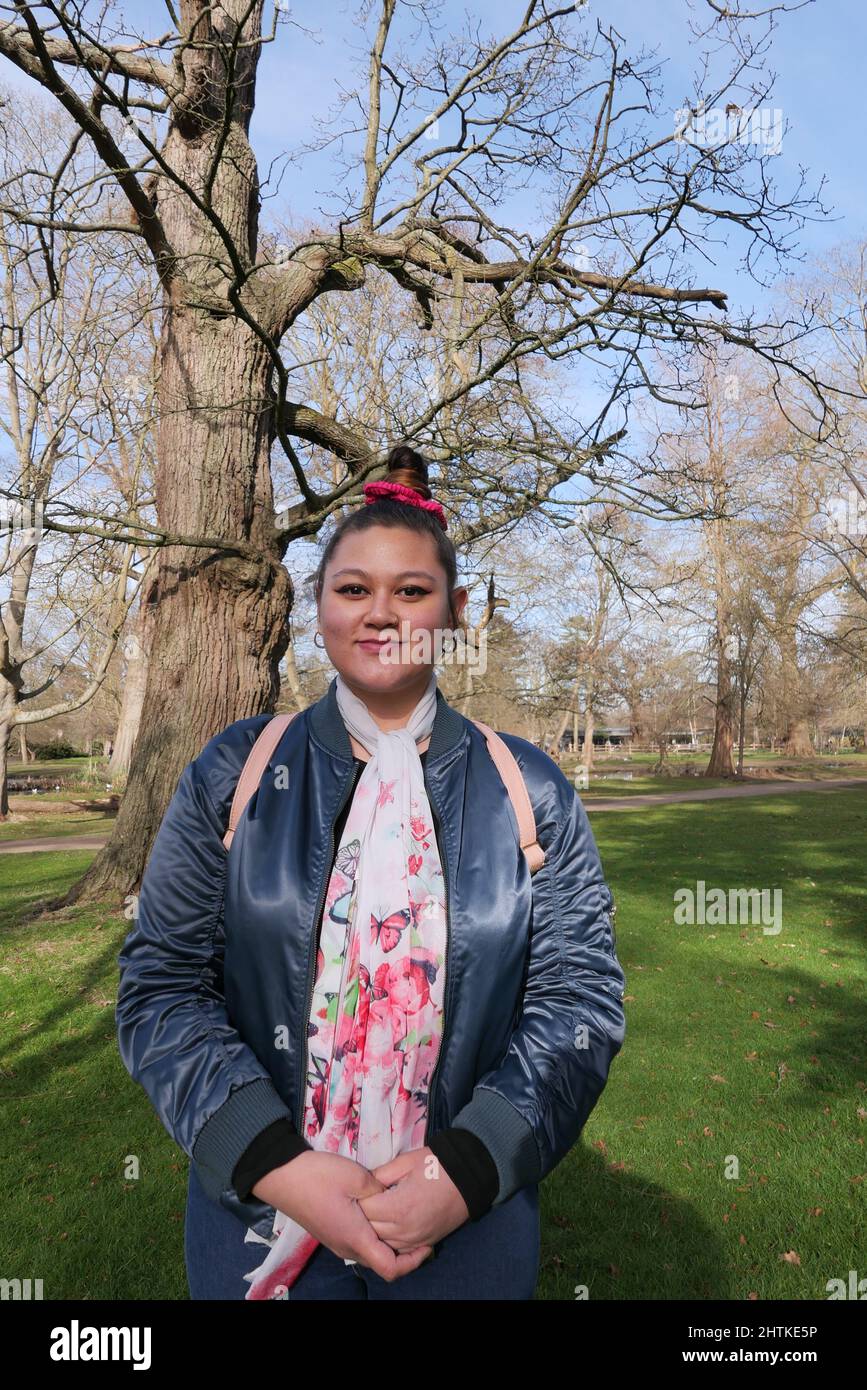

{"left": 116, "top": 444, "right": 627, "bottom": 1300}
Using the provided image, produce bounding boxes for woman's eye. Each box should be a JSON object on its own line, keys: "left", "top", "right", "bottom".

{"left": 336, "top": 585, "right": 429, "bottom": 597}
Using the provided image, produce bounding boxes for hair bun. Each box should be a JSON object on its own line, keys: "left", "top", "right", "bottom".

{"left": 384, "top": 444, "right": 430, "bottom": 498}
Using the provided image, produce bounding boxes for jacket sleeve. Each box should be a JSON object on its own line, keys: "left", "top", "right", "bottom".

{"left": 450, "top": 759, "right": 626, "bottom": 1204}
{"left": 115, "top": 725, "right": 295, "bottom": 1211}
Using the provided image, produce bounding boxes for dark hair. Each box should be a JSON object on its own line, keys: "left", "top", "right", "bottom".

{"left": 312, "top": 444, "right": 461, "bottom": 626}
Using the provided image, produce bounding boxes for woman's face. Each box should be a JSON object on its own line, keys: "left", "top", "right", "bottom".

{"left": 317, "top": 524, "right": 467, "bottom": 699}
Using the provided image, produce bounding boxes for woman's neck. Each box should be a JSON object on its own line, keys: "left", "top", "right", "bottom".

{"left": 339, "top": 672, "right": 434, "bottom": 732}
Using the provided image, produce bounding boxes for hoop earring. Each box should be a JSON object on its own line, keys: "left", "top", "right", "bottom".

{"left": 314, "top": 630, "right": 325, "bottom": 649}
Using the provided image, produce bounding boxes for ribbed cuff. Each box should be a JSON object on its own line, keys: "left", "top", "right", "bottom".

{"left": 191, "top": 1078, "right": 294, "bottom": 1201}
{"left": 450, "top": 1087, "right": 541, "bottom": 1205}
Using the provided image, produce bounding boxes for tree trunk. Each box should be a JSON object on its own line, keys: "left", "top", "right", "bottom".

{"left": 55, "top": 319, "right": 292, "bottom": 907}
{"left": 628, "top": 703, "right": 644, "bottom": 744}
{"left": 0, "top": 714, "right": 12, "bottom": 820}
{"left": 283, "top": 632, "right": 306, "bottom": 711}
{"left": 550, "top": 688, "right": 577, "bottom": 756}
{"left": 581, "top": 700, "right": 595, "bottom": 770}
{"left": 651, "top": 735, "right": 672, "bottom": 776}
{"left": 705, "top": 620, "right": 736, "bottom": 778}
{"left": 736, "top": 671, "right": 747, "bottom": 777}
{"left": 42, "top": 24, "right": 301, "bottom": 910}
{"left": 110, "top": 556, "right": 159, "bottom": 777}
{"left": 783, "top": 717, "right": 813, "bottom": 758}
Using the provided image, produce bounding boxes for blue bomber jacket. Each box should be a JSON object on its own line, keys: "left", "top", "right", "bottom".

{"left": 115, "top": 676, "right": 627, "bottom": 1241}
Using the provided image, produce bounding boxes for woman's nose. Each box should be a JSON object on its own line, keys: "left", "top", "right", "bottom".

{"left": 364, "top": 595, "right": 399, "bottom": 626}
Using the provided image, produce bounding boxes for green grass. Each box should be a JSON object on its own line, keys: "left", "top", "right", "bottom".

{"left": 0, "top": 789, "right": 864, "bottom": 1300}
{"left": 580, "top": 774, "right": 736, "bottom": 798}
{"left": 8, "top": 756, "right": 109, "bottom": 774}
{"left": 0, "top": 813, "right": 116, "bottom": 843}
{"left": 539, "top": 786, "right": 867, "bottom": 1299}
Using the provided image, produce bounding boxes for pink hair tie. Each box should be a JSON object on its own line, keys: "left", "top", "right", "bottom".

{"left": 363, "top": 479, "right": 448, "bottom": 531}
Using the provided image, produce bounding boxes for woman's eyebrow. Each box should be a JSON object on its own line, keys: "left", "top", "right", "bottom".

{"left": 331, "top": 569, "right": 438, "bottom": 581}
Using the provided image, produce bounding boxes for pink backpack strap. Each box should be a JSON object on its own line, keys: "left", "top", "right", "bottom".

{"left": 222, "top": 712, "right": 298, "bottom": 851}
{"left": 470, "top": 719, "right": 546, "bottom": 875}
{"left": 223, "top": 709, "right": 546, "bottom": 875}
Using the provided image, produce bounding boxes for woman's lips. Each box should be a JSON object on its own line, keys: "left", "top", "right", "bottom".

{"left": 357, "top": 638, "right": 391, "bottom": 651}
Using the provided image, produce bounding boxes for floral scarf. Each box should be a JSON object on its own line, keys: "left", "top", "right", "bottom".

{"left": 242, "top": 671, "right": 447, "bottom": 1299}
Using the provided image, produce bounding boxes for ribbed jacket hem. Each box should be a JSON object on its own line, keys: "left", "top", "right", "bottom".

{"left": 191, "top": 1078, "right": 294, "bottom": 1201}
{"left": 451, "top": 1087, "right": 541, "bottom": 1205}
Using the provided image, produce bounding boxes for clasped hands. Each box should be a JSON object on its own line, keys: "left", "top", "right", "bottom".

{"left": 355, "top": 1144, "right": 469, "bottom": 1267}
{"left": 259, "top": 1143, "right": 471, "bottom": 1284}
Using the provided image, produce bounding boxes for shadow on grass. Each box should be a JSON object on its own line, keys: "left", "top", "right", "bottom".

{"left": 539, "top": 1144, "right": 727, "bottom": 1300}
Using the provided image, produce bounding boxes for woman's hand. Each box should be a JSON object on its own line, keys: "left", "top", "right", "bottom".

{"left": 358, "top": 1146, "right": 471, "bottom": 1252}
{"left": 252, "top": 1151, "right": 434, "bottom": 1282}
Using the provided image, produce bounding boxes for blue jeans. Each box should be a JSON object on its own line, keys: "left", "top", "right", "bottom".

{"left": 184, "top": 1161, "right": 540, "bottom": 1300}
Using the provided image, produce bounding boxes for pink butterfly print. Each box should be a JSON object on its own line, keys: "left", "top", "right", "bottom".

{"left": 376, "top": 778, "right": 397, "bottom": 809}
{"left": 370, "top": 907, "right": 411, "bottom": 952}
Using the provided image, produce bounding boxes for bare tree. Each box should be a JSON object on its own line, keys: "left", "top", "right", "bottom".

{"left": 0, "top": 88, "right": 153, "bottom": 813}
{"left": 0, "top": 0, "right": 831, "bottom": 903}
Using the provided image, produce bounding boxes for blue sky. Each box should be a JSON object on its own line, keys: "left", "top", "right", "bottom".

{"left": 1, "top": 0, "right": 863, "bottom": 309}
{"left": 243, "top": 0, "right": 865, "bottom": 309}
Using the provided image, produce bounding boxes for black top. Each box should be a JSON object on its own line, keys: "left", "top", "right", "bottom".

{"left": 232, "top": 747, "right": 500, "bottom": 1221}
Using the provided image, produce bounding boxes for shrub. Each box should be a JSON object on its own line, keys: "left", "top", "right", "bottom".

{"left": 33, "top": 740, "right": 80, "bottom": 759}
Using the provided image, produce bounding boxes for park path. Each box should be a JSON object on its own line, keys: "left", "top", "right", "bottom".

{"left": 582, "top": 775, "right": 866, "bottom": 813}
{"left": 0, "top": 776, "right": 865, "bottom": 853}
{"left": 0, "top": 833, "right": 115, "bottom": 855}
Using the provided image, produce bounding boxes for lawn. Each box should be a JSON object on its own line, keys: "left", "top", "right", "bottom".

{"left": 0, "top": 788, "right": 864, "bottom": 1300}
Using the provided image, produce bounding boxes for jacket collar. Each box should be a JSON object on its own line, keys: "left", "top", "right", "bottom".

{"left": 308, "top": 673, "right": 466, "bottom": 763}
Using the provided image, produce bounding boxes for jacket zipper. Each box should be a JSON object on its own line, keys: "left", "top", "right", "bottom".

{"left": 423, "top": 776, "right": 450, "bottom": 1145}
{"left": 295, "top": 764, "right": 359, "bottom": 1131}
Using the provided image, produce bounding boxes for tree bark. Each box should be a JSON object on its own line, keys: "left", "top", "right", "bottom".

{"left": 736, "top": 668, "right": 747, "bottom": 777}
{"left": 783, "top": 717, "right": 813, "bottom": 758}
{"left": 57, "top": 323, "right": 291, "bottom": 905}
{"left": 705, "top": 516, "right": 736, "bottom": 778}
{"left": 109, "top": 555, "right": 160, "bottom": 777}
{"left": 581, "top": 675, "right": 595, "bottom": 770}
{"left": 706, "top": 641, "right": 736, "bottom": 777}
